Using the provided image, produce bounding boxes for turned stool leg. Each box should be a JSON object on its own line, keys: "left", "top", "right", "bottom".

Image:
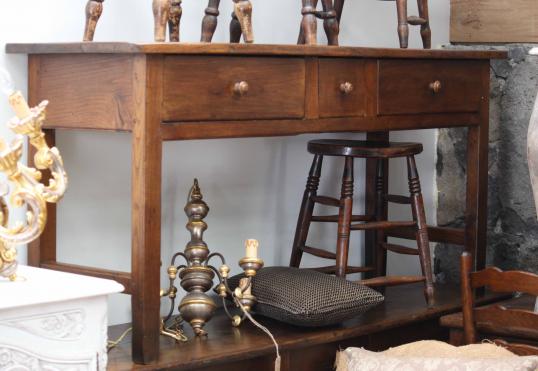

{"left": 396, "top": 0, "right": 409, "bottom": 48}
{"left": 375, "top": 159, "right": 388, "bottom": 277}
{"left": 321, "top": 0, "right": 339, "bottom": 46}
{"left": 300, "top": 0, "right": 319, "bottom": 45}
{"left": 336, "top": 157, "right": 354, "bottom": 278}
{"left": 417, "top": 0, "right": 431, "bottom": 49}
{"left": 334, "top": 0, "right": 345, "bottom": 23}
{"left": 290, "top": 155, "right": 324, "bottom": 268}
{"left": 201, "top": 0, "right": 220, "bottom": 42}
{"left": 153, "top": 0, "right": 171, "bottom": 42}
{"left": 407, "top": 155, "right": 434, "bottom": 306}
{"left": 83, "top": 0, "right": 104, "bottom": 42}
{"left": 232, "top": 0, "right": 254, "bottom": 43}
{"left": 168, "top": 0, "right": 182, "bottom": 42}
{"left": 230, "top": 12, "right": 242, "bottom": 43}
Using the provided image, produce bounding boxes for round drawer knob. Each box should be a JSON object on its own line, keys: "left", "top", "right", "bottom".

{"left": 233, "top": 81, "right": 249, "bottom": 96}
{"left": 340, "top": 82, "right": 354, "bottom": 95}
{"left": 429, "top": 80, "right": 442, "bottom": 94}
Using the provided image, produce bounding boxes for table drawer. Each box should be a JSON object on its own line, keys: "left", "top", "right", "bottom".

{"left": 378, "top": 60, "right": 484, "bottom": 115}
{"left": 162, "top": 56, "right": 305, "bottom": 121}
{"left": 318, "top": 58, "right": 367, "bottom": 118}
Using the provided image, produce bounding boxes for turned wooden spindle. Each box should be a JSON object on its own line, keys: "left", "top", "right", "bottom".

{"left": 168, "top": 0, "right": 182, "bottom": 42}
{"left": 201, "top": 0, "right": 220, "bottom": 42}
{"left": 233, "top": 0, "right": 254, "bottom": 43}
{"left": 153, "top": 0, "right": 171, "bottom": 42}
{"left": 83, "top": 0, "right": 104, "bottom": 42}
{"left": 298, "top": 0, "right": 338, "bottom": 45}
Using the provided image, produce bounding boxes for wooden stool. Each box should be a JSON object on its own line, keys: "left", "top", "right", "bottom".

{"left": 298, "top": 0, "right": 339, "bottom": 45}
{"left": 289, "top": 139, "right": 434, "bottom": 305}
{"left": 83, "top": 0, "right": 253, "bottom": 43}
{"left": 333, "top": 0, "right": 431, "bottom": 48}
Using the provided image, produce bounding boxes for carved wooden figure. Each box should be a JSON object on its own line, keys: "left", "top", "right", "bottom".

{"left": 202, "top": 0, "right": 254, "bottom": 43}
{"left": 168, "top": 0, "right": 183, "bottom": 42}
{"left": 153, "top": 0, "right": 172, "bottom": 42}
{"left": 83, "top": 0, "right": 104, "bottom": 42}
{"left": 298, "top": 0, "right": 339, "bottom": 45}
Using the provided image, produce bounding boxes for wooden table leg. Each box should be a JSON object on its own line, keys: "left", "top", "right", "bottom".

{"left": 131, "top": 55, "right": 163, "bottom": 364}
{"left": 365, "top": 132, "right": 389, "bottom": 279}
{"left": 232, "top": 0, "right": 254, "bottom": 43}
{"left": 464, "top": 64, "right": 490, "bottom": 272}
{"left": 153, "top": 0, "right": 171, "bottom": 42}
{"left": 201, "top": 0, "right": 220, "bottom": 42}
{"left": 168, "top": 0, "right": 182, "bottom": 42}
{"left": 83, "top": 0, "right": 104, "bottom": 42}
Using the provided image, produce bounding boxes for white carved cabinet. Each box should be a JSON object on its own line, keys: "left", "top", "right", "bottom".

{"left": 0, "top": 265, "right": 124, "bottom": 370}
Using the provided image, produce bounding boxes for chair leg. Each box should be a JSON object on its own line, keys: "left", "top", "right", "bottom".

{"left": 417, "top": 0, "right": 431, "bottom": 49}
{"left": 396, "top": 0, "right": 409, "bottom": 48}
{"left": 153, "top": 0, "right": 172, "bottom": 42}
{"left": 290, "top": 155, "right": 324, "bottom": 268}
{"left": 230, "top": 11, "right": 242, "bottom": 43}
{"left": 232, "top": 0, "right": 254, "bottom": 43}
{"left": 336, "top": 157, "right": 354, "bottom": 278}
{"left": 201, "top": 0, "right": 220, "bottom": 42}
{"left": 407, "top": 155, "right": 434, "bottom": 306}
{"left": 168, "top": 0, "right": 182, "bottom": 42}
{"left": 83, "top": 0, "right": 104, "bottom": 42}
{"left": 320, "top": 0, "right": 339, "bottom": 46}
{"left": 334, "top": 0, "right": 345, "bottom": 23}
{"left": 375, "top": 159, "right": 388, "bottom": 277}
{"left": 300, "top": 0, "right": 319, "bottom": 45}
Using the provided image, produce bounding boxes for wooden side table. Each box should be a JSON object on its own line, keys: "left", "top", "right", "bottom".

{"left": 6, "top": 42, "right": 505, "bottom": 364}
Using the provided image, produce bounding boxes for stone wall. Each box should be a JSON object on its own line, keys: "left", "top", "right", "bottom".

{"left": 435, "top": 45, "right": 538, "bottom": 283}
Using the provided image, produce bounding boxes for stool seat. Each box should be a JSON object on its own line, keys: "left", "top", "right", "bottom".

{"left": 307, "top": 139, "right": 423, "bottom": 158}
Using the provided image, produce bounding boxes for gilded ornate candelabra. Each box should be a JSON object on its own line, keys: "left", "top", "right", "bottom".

{"left": 0, "top": 69, "right": 67, "bottom": 281}
{"left": 160, "top": 179, "right": 263, "bottom": 339}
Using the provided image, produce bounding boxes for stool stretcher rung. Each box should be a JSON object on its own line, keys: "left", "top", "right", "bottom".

{"left": 384, "top": 194, "right": 411, "bottom": 204}
{"left": 381, "top": 242, "right": 419, "bottom": 255}
{"left": 350, "top": 220, "right": 416, "bottom": 231}
{"left": 311, "top": 195, "right": 340, "bottom": 207}
{"left": 311, "top": 214, "right": 374, "bottom": 223}
{"left": 301, "top": 245, "right": 337, "bottom": 259}
{"left": 309, "top": 265, "right": 375, "bottom": 274}
{"left": 358, "top": 275, "right": 426, "bottom": 287}
{"left": 407, "top": 16, "right": 427, "bottom": 25}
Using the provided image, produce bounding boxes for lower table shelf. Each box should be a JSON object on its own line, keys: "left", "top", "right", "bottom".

{"left": 107, "top": 283, "right": 508, "bottom": 371}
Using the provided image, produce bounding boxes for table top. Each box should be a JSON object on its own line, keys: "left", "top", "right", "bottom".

{"left": 0, "top": 265, "right": 124, "bottom": 310}
{"left": 6, "top": 42, "right": 507, "bottom": 60}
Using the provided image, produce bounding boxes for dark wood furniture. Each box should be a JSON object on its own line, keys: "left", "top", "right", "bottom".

{"left": 460, "top": 252, "right": 538, "bottom": 355}
{"left": 289, "top": 139, "right": 434, "bottom": 305}
{"left": 298, "top": 0, "right": 339, "bottom": 45}
{"left": 441, "top": 294, "right": 538, "bottom": 349}
{"left": 6, "top": 42, "right": 505, "bottom": 364}
{"left": 107, "top": 283, "right": 509, "bottom": 371}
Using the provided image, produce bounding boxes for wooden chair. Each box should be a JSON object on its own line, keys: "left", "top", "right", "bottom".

{"left": 83, "top": 0, "right": 253, "bottom": 43}
{"left": 461, "top": 252, "right": 538, "bottom": 355}
{"left": 289, "top": 139, "right": 434, "bottom": 305}
{"left": 333, "top": 0, "right": 431, "bottom": 48}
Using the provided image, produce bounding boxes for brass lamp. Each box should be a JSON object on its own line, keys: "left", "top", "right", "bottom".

{"left": 160, "top": 179, "right": 263, "bottom": 339}
{"left": 0, "top": 68, "right": 67, "bottom": 281}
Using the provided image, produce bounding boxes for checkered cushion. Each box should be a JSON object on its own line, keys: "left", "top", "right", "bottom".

{"left": 227, "top": 266, "right": 384, "bottom": 327}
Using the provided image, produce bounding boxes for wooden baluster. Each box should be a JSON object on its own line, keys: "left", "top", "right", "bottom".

{"left": 168, "top": 0, "right": 182, "bottom": 42}
{"left": 201, "top": 0, "right": 220, "bottom": 42}
{"left": 153, "top": 0, "right": 171, "bottom": 42}
{"left": 300, "top": 0, "right": 318, "bottom": 45}
{"left": 336, "top": 156, "right": 354, "bottom": 278}
{"left": 417, "top": 0, "right": 431, "bottom": 49}
{"left": 396, "top": 0, "right": 409, "bottom": 48}
{"left": 320, "top": 0, "right": 339, "bottom": 46}
{"left": 407, "top": 155, "right": 434, "bottom": 306}
{"left": 233, "top": 0, "right": 254, "bottom": 43}
{"left": 230, "top": 12, "right": 242, "bottom": 43}
{"left": 83, "top": 0, "right": 104, "bottom": 42}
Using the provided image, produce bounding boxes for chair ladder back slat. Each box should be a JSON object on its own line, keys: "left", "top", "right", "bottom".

{"left": 474, "top": 305, "right": 538, "bottom": 338}
{"left": 470, "top": 267, "right": 538, "bottom": 296}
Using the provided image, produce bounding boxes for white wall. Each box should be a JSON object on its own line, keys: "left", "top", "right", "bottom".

{"left": 0, "top": 0, "right": 449, "bottom": 325}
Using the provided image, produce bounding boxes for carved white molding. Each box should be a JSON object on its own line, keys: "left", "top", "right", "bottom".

{"left": 0, "top": 345, "right": 94, "bottom": 371}
{"left": 1, "top": 310, "right": 85, "bottom": 341}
